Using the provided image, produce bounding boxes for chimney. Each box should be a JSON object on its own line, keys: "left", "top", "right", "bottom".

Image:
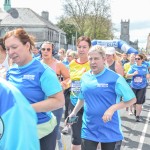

{"left": 41, "top": 11, "right": 49, "bottom": 21}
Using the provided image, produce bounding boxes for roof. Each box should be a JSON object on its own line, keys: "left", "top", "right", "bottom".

{"left": 0, "top": 8, "right": 65, "bottom": 34}
{"left": 0, "top": 8, "right": 8, "bottom": 20}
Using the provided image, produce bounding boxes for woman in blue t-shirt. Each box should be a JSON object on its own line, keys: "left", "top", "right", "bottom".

{"left": 127, "top": 54, "right": 150, "bottom": 122}
{"left": 67, "top": 45, "right": 136, "bottom": 150}
{"left": 3, "top": 28, "right": 65, "bottom": 150}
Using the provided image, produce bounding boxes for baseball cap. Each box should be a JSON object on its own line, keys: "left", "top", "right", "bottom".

{"left": 105, "top": 47, "right": 115, "bottom": 55}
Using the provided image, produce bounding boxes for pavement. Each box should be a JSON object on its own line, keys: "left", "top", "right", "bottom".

{"left": 56, "top": 86, "right": 150, "bottom": 150}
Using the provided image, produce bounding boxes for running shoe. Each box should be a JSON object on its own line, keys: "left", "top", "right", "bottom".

{"left": 61, "top": 126, "right": 69, "bottom": 134}
{"left": 136, "top": 116, "right": 142, "bottom": 122}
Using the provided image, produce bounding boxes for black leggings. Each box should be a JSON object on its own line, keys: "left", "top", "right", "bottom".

{"left": 64, "top": 88, "right": 71, "bottom": 119}
{"left": 81, "top": 139, "right": 122, "bottom": 150}
{"left": 69, "top": 102, "right": 83, "bottom": 145}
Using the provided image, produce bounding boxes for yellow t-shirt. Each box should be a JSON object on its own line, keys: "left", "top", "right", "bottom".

{"left": 124, "top": 62, "right": 131, "bottom": 79}
{"left": 69, "top": 59, "right": 90, "bottom": 105}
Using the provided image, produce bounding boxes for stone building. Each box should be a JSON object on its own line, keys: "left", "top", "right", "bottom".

{"left": 0, "top": 0, "right": 66, "bottom": 50}
{"left": 120, "top": 19, "right": 138, "bottom": 50}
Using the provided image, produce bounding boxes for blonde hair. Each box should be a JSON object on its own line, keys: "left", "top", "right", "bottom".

{"left": 69, "top": 51, "right": 78, "bottom": 58}
{"left": 58, "top": 48, "right": 66, "bottom": 55}
{"left": 88, "top": 45, "right": 106, "bottom": 58}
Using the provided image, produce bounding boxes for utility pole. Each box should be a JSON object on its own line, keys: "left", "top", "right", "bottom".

{"left": 59, "top": 32, "right": 61, "bottom": 49}
{"left": 72, "top": 35, "right": 75, "bottom": 50}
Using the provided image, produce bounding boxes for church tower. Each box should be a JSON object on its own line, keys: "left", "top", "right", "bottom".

{"left": 120, "top": 19, "right": 130, "bottom": 44}
{"left": 4, "top": 0, "right": 11, "bottom": 11}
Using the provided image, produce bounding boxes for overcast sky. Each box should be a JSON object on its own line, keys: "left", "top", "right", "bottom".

{"left": 0, "top": 0, "right": 150, "bottom": 48}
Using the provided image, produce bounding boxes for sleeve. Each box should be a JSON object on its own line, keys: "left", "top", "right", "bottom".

{"left": 127, "top": 65, "right": 134, "bottom": 74}
{"left": 115, "top": 76, "right": 136, "bottom": 102}
{"left": 78, "top": 78, "right": 84, "bottom": 100}
{"left": 0, "top": 80, "right": 40, "bottom": 150}
{"left": 40, "top": 67, "right": 62, "bottom": 97}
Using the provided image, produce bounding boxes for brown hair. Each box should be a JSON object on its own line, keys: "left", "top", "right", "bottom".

{"left": 3, "top": 28, "right": 35, "bottom": 51}
{"left": 0, "top": 37, "right": 6, "bottom": 50}
{"left": 76, "top": 36, "right": 91, "bottom": 47}
{"left": 41, "top": 41, "right": 55, "bottom": 51}
{"left": 137, "top": 54, "right": 144, "bottom": 60}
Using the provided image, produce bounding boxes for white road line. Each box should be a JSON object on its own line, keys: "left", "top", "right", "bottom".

{"left": 137, "top": 109, "right": 150, "bottom": 150}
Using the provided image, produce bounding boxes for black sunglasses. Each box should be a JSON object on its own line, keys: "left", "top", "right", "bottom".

{"left": 135, "top": 58, "right": 141, "bottom": 60}
{"left": 41, "top": 48, "right": 51, "bottom": 51}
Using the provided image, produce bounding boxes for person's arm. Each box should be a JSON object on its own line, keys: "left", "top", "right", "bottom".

{"left": 102, "top": 76, "right": 136, "bottom": 122}
{"left": 70, "top": 99, "right": 84, "bottom": 116}
{"left": 102, "top": 98, "right": 136, "bottom": 122}
{"left": 115, "top": 61, "right": 124, "bottom": 76}
{"left": 32, "top": 67, "right": 65, "bottom": 112}
{"left": 32, "top": 91, "right": 65, "bottom": 112}
{"left": 126, "top": 70, "right": 138, "bottom": 78}
{"left": 59, "top": 62, "right": 70, "bottom": 89}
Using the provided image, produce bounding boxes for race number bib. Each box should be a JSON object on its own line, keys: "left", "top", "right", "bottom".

{"left": 134, "top": 77, "right": 143, "bottom": 83}
{"left": 71, "top": 81, "right": 81, "bottom": 94}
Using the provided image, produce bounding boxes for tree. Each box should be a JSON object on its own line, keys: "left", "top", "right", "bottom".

{"left": 61, "top": 0, "right": 114, "bottom": 40}
{"left": 57, "top": 18, "right": 80, "bottom": 44}
{"left": 62, "top": 0, "right": 90, "bottom": 35}
{"left": 88, "top": 0, "right": 113, "bottom": 39}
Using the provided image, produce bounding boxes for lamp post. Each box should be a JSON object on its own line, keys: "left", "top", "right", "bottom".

{"left": 72, "top": 35, "right": 75, "bottom": 50}
{"left": 59, "top": 32, "right": 61, "bottom": 49}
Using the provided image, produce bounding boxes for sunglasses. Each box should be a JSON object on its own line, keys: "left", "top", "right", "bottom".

{"left": 135, "top": 58, "right": 141, "bottom": 60}
{"left": 41, "top": 48, "right": 51, "bottom": 51}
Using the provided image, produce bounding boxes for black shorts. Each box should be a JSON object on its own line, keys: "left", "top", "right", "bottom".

{"left": 69, "top": 102, "right": 83, "bottom": 145}
{"left": 81, "top": 139, "right": 122, "bottom": 150}
{"left": 132, "top": 87, "right": 146, "bottom": 104}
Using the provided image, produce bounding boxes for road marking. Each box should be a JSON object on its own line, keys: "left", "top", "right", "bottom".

{"left": 137, "top": 108, "right": 150, "bottom": 150}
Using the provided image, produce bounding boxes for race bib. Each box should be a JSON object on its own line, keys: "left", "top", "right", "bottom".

{"left": 71, "top": 81, "right": 81, "bottom": 94}
{"left": 134, "top": 77, "right": 143, "bottom": 83}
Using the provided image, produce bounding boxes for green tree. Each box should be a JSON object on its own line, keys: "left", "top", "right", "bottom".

{"left": 61, "top": 0, "right": 114, "bottom": 40}
{"left": 57, "top": 18, "right": 80, "bottom": 44}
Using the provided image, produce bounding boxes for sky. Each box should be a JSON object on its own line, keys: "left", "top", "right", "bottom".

{"left": 0, "top": 0, "right": 150, "bottom": 49}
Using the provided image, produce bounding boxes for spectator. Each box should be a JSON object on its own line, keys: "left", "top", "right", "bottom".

{"left": 67, "top": 45, "right": 136, "bottom": 150}
{"left": 3, "top": 28, "right": 65, "bottom": 150}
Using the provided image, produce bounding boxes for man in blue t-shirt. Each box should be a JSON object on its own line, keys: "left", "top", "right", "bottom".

{"left": 0, "top": 78, "right": 40, "bottom": 150}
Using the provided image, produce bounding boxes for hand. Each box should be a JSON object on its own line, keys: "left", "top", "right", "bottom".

{"left": 102, "top": 108, "right": 115, "bottom": 123}
{"left": 61, "top": 81, "right": 69, "bottom": 90}
{"left": 0, "top": 67, "right": 7, "bottom": 79}
{"left": 133, "top": 70, "right": 138, "bottom": 76}
{"left": 65, "top": 112, "right": 76, "bottom": 125}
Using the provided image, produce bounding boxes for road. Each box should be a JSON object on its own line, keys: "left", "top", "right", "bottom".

{"left": 56, "top": 87, "right": 150, "bottom": 150}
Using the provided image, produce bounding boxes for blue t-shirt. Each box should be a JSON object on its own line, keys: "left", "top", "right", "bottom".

{"left": 79, "top": 68, "right": 135, "bottom": 142}
{"left": 142, "top": 61, "right": 150, "bottom": 68}
{"left": 6, "top": 58, "right": 62, "bottom": 124}
{"left": 62, "top": 59, "right": 70, "bottom": 69}
{"left": 128, "top": 64, "right": 148, "bottom": 89}
{"left": 0, "top": 78, "right": 40, "bottom": 150}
